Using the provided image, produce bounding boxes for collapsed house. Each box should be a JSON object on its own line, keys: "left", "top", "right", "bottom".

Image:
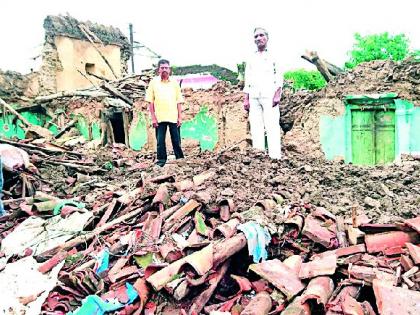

{"left": 39, "top": 15, "right": 131, "bottom": 94}
{"left": 1, "top": 16, "right": 420, "bottom": 162}
{"left": 0, "top": 14, "right": 420, "bottom": 315}
{"left": 0, "top": 15, "right": 249, "bottom": 154}
{"left": 281, "top": 58, "right": 420, "bottom": 165}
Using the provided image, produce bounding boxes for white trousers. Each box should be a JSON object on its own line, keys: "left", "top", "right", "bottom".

{"left": 249, "top": 97, "right": 281, "bottom": 159}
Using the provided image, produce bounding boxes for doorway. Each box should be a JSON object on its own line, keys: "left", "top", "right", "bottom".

{"left": 351, "top": 109, "right": 395, "bottom": 165}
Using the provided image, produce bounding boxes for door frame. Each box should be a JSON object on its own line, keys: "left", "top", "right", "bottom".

{"left": 344, "top": 94, "right": 398, "bottom": 165}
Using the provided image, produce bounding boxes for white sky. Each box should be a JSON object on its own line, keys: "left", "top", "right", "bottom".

{"left": 1, "top": 0, "right": 419, "bottom": 74}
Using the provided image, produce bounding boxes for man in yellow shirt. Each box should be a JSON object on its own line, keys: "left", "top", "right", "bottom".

{"left": 145, "top": 59, "right": 184, "bottom": 167}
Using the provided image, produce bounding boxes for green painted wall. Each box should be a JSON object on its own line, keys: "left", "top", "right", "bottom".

{"left": 181, "top": 106, "right": 218, "bottom": 151}
{"left": 76, "top": 115, "right": 90, "bottom": 140}
{"left": 0, "top": 106, "right": 220, "bottom": 153}
{"left": 320, "top": 98, "right": 420, "bottom": 164}
{"left": 75, "top": 115, "right": 101, "bottom": 141}
{"left": 129, "top": 112, "right": 148, "bottom": 151}
{"left": 410, "top": 108, "right": 420, "bottom": 154}
{"left": 0, "top": 111, "right": 58, "bottom": 139}
{"left": 319, "top": 116, "right": 346, "bottom": 160}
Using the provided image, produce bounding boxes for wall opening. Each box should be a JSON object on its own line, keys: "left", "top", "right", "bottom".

{"left": 85, "top": 63, "right": 96, "bottom": 75}
{"left": 109, "top": 112, "right": 126, "bottom": 144}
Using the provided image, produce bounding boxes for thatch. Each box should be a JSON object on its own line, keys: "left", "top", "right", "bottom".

{"left": 43, "top": 15, "right": 130, "bottom": 50}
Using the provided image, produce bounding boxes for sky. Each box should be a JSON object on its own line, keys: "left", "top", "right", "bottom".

{"left": 1, "top": 0, "right": 419, "bottom": 74}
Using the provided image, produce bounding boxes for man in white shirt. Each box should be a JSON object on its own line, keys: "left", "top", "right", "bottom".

{"left": 243, "top": 27, "right": 283, "bottom": 159}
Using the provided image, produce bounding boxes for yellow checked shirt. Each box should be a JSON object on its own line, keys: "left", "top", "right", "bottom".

{"left": 145, "top": 76, "right": 183, "bottom": 123}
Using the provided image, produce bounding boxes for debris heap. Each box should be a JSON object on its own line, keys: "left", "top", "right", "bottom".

{"left": 0, "top": 139, "right": 419, "bottom": 314}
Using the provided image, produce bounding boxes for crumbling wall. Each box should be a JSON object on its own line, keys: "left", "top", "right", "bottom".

{"left": 38, "top": 41, "right": 62, "bottom": 94}
{"left": 39, "top": 15, "right": 131, "bottom": 94}
{"left": 130, "top": 82, "right": 247, "bottom": 153}
{"left": 54, "top": 36, "right": 122, "bottom": 91}
{"left": 0, "top": 70, "right": 40, "bottom": 102}
{"left": 282, "top": 59, "right": 420, "bottom": 158}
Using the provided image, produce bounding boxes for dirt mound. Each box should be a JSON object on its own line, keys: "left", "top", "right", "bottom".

{"left": 281, "top": 58, "right": 420, "bottom": 130}
{"left": 34, "top": 144, "right": 420, "bottom": 223}
{"left": 281, "top": 59, "right": 420, "bottom": 157}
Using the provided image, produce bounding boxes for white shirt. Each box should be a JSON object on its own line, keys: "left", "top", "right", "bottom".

{"left": 243, "top": 49, "right": 284, "bottom": 99}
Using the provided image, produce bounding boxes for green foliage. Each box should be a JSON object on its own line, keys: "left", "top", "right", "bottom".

{"left": 172, "top": 64, "right": 238, "bottom": 84}
{"left": 345, "top": 32, "right": 410, "bottom": 69}
{"left": 236, "top": 62, "right": 246, "bottom": 81}
{"left": 284, "top": 69, "right": 327, "bottom": 91}
{"left": 409, "top": 49, "right": 420, "bottom": 61}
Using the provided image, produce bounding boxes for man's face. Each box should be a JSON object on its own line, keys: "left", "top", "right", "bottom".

{"left": 254, "top": 30, "right": 268, "bottom": 50}
{"left": 158, "top": 63, "right": 170, "bottom": 79}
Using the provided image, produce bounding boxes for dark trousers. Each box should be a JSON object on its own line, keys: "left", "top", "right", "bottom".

{"left": 155, "top": 122, "right": 184, "bottom": 166}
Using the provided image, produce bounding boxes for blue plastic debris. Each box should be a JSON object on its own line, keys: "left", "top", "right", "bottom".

{"left": 238, "top": 221, "right": 271, "bottom": 263}
{"left": 94, "top": 248, "right": 110, "bottom": 275}
{"left": 68, "top": 283, "right": 138, "bottom": 315}
{"left": 179, "top": 196, "right": 189, "bottom": 205}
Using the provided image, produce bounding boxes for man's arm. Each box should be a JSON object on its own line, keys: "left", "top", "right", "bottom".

{"left": 272, "top": 87, "right": 282, "bottom": 107}
{"left": 175, "top": 82, "right": 184, "bottom": 127}
{"left": 243, "top": 93, "right": 250, "bottom": 111}
{"left": 243, "top": 56, "right": 252, "bottom": 111}
{"left": 148, "top": 102, "right": 158, "bottom": 128}
{"left": 272, "top": 60, "right": 284, "bottom": 107}
{"left": 177, "top": 103, "right": 182, "bottom": 127}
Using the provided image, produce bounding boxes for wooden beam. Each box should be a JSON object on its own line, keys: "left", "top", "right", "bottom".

{"left": 54, "top": 119, "right": 77, "bottom": 139}
{"left": 35, "top": 90, "right": 108, "bottom": 103}
{"left": 301, "top": 51, "right": 344, "bottom": 82}
{"left": 101, "top": 82, "right": 133, "bottom": 106}
{"left": 0, "top": 98, "right": 52, "bottom": 138}
{"left": 78, "top": 24, "right": 118, "bottom": 80}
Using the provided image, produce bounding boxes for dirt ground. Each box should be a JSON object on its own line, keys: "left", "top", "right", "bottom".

{"left": 37, "top": 142, "right": 420, "bottom": 224}
{"left": 2, "top": 59, "right": 420, "bottom": 224}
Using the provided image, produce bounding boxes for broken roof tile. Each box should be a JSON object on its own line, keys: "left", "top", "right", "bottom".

{"left": 373, "top": 279, "right": 420, "bottom": 315}
{"left": 249, "top": 259, "right": 305, "bottom": 300}
{"left": 147, "top": 243, "right": 214, "bottom": 291}
{"left": 348, "top": 265, "right": 396, "bottom": 284}
{"left": 241, "top": 291, "right": 272, "bottom": 315}
{"left": 405, "top": 243, "right": 420, "bottom": 264}
{"left": 299, "top": 254, "right": 337, "bottom": 279}
{"left": 302, "top": 215, "right": 338, "bottom": 248}
{"left": 404, "top": 217, "right": 420, "bottom": 233}
{"left": 300, "top": 276, "right": 334, "bottom": 310}
{"left": 365, "top": 231, "right": 419, "bottom": 254}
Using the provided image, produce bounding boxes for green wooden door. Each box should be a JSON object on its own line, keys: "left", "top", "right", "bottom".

{"left": 351, "top": 110, "right": 375, "bottom": 165}
{"left": 375, "top": 110, "right": 395, "bottom": 164}
{"left": 351, "top": 109, "right": 395, "bottom": 165}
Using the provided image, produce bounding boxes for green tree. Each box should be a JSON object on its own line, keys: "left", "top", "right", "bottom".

{"left": 284, "top": 69, "right": 327, "bottom": 91}
{"left": 345, "top": 32, "right": 410, "bottom": 69}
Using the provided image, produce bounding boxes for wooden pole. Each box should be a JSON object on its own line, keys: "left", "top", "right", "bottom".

{"left": 301, "top": 51, "right": 344, "bottom": 82}
{"left": 122, "top": 110, "right": 130, "bottom": 146}
{"left": 54, "top": 120, "right": 77, "bottom": 139}
{"left": 129, "top": 23, "right": 135, "bottom": 74}
{"left": 78, "top": 24, "right": 118, "bottom": 80}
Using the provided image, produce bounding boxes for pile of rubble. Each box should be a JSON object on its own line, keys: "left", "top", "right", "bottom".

{"left": 280, "top": 58, "right": 420, "bottom": 132}
{"left": 0, "top": 139, "right": 419, "bottom": 314}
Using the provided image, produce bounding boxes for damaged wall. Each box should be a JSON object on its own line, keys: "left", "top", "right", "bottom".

{"left": 54, "top": 36, "right": 122, "bottom": 92}
{"left": 0, "top": 111, "right": 57, "bottom": 139}
{"left": 58, "top": 81, "right": 244, "bottom": 153}
{"left": 39, "top": 15, "right": 131, "bottom": 94}
{"left": 283, "top": 59, "right": 420, "bottom": 161}
{"left": 0, "top": 70, "right": 39, "bottom": 103}
{"left": 319, "top": 96, "right": 420, "bottom": 164}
